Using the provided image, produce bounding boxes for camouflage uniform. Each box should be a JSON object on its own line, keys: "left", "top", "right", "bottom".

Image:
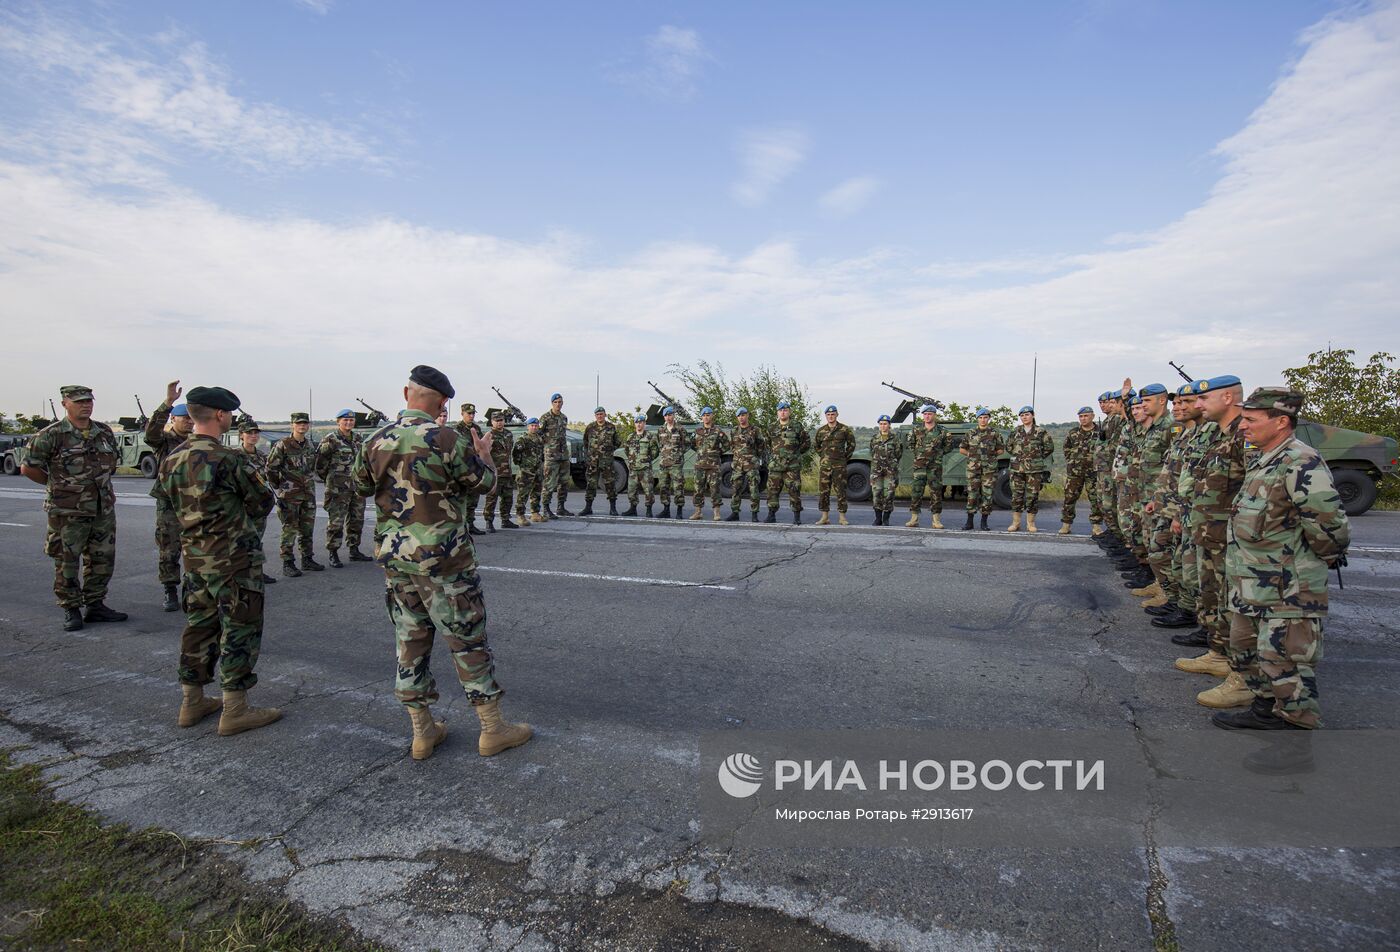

{"left": 483, "top": 426, "right": 515, "bottom": 523}
{"left": 144, "top": 401, "right": 188, "bottom": 586}
{"left": 1095, "top": 415, "right": 1123, "bottom": 537}
{"left": 316, "top": 429, "right": 365, "bottom": 554}
{"left": 1006, "top": 424, "right": 1054, "bottom": 514}
{"left": 152, "top": 434, "right": 274, "bottom": 690}
{"left": 963, "top": 427, "right": 1005, "bottom": 516}
{"left": 25, "top": 418, "right": 119, "bottom": 609}
{"left": 907, "top": 423, "right": 949, "bottom": 515}
{"left": 621, "top": 428, "right": 659, "bottom": 509}
{"left": 813, "top": 422, "right": 856, "bottom": 513}
{"left": 538, "top": 407, "right": 570, "bottom": 508}
{"left": 240, "top": 437, "right": 272, "bottom": 557}
{"left": 512, "top": 430, "right": 545, "bottom": 517}
{"left": 352, "top": 409, "right": 501, "bottom": 709}
{"left": 1137, "top": 413, "right": 1175, "bottom": 572}
{"left": 454, "top": 419, "right": 485, "bottom": 523}
{"left": 656, "top": 422, "right": 692, "bottom": 509}
{"left": 266, "top": 432, "right": 318, "bottom": 561}
{"left": 1190, "top": 416, "right": 1248, "bottom": 655}
{"left": 868, "top": 430, "right": 904, "bottom": 513}
{"left": 1174, "top": 421, "right": 1218, "bottom": 618}
{"left": 582, "top": 419, "right": 620, "bottom": 504}
{"left": 691, "top": 424, "right": 731, "bottom": 512}
{"left": 729, "top": 423, "right": 766, "bottom": 515}
{"left": 1113, "top": 419, "right": 1142, "bottom": 554}
{"left": 1152, "top": 419, "right": 1195, "bottom": 608}
{"left": 1060, "top": 424, "right": 1103, "bottom": 527}
{"left": 1227, "top": 436, "right": 1349, "bottom": 728}
{"left": 765, "top": 419, "right": 811, "bottom": 513}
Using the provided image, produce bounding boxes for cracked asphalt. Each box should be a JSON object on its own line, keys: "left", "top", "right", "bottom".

{"left": 2, "top": 478, "right": 1399, "bottom": 950}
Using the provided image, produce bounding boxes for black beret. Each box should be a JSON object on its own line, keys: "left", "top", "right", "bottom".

{"left": 410, "top": 364, "right": 455, "bottom": 399}
{"left": 186, "top": 386, "right": 241, "bottom": 411}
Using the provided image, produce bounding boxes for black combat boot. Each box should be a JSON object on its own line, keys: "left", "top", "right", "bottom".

{"left": 874, "top": 510, "right": 884, "bottom": 526}
{"left": 1151, "top": 608, "right": 1197, "bottom": 629}
{"left": 468, "top": 518, "right": 485, "bottom": 536}
{"left": 623, "top": 502, "right": 638, "bottom": 516}
{"left": 658, "top": 505, "right": 670, "bottom": 519}
{"left": 792, "top": 510, "right": 801, "bottom": 525}
{"left": 581, "top": 501, "right": 594, "bottom": 516}
{"left": 1212, "top": 696, "right": 1306, "bottom": 732}
{"left": 1123, "top": 569, "right": 1154, "bottom": 589}
{"left": 558, "top": 502, "right": 574, "bottom": 516}
{"left": 162, "top": 583, "right": 179, "bottom": 612}
{"left": 1171, "top": 627, "right": 1209, "bottom": 648}
{"left": 726, "top": 508, "right": 740, "bottom": 522}
{"left": 979, "top": 514, "right": 990, "bottom": 531}
{"left": 348, "top": 546, "right": 372, "bottom": 562}
{"left": 645, "top": 504, "right": 654, "bottom": 518}
{"left": 675, "top": 504, "right": 685, "bottom": 519}
{"left": 486, "top": 516, "right": 496, "bottom": 533}
{"left": 329, "top": 550, "right": 344, "bottom": 568}
{"left": 609, "top": 500, "right": 619, "bottom": 516}
{"left": 84, "top": 603, "right": 128, "bottom": 623}
{"left": 751, "top": 509, "right": 758, "bottom": 522}
{"left": 261, "top": 572, "right": 278, "bottom": 584}
{"left": 962, "top": 512, "right": 975, "bottom": 530}
{"left": 1145, "top": 601, "right": 1176, "bottom": 616}
{"left": 500, "top": 514, "right": 518, "bottom": 528}
{"left": 63, "top": 607, "right": 84, "bottom": 632}
{"left": 765, "top": 508, "right": 776, "bottom": 523}
{"left": 302, "top": 555, "right": 325, "bottom": 572}
{"left": 543, "top": 504, "right": 556, "bottom": 520}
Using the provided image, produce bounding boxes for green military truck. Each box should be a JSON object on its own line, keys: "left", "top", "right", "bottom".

{"left": 1294, "top": 418, "right": 1396, "bottom": 515}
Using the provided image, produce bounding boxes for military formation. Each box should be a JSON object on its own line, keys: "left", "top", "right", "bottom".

{"left": 20, "top": 370, "right": 1352, "bottom": 737}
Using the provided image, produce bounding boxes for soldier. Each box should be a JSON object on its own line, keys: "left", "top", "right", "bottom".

{"left": 1169, "top": 383, "right": 1224, "bottom": 655}
{"left": 655, "top": 406, "right": 691, "bottom": 519}
{"left": 960, "top": 407, "right": 1004, "bottom": 531}
{"left": 765, "top": 400, "right": 810, "bottom": 524}
{"left": 144, "top": 381, "right": 194, "bottom": 610}
{"left": 236, "top": 418, "right": 278, "bottom": 585}
{"left": 1144, "top": 386, "right": 1201, "bottom": 629}
{"left": 1094, "top": 390, "right": 1126, "bottom": 548}
{"left": 539, "top": 393, "right": 572, "bottom": 517}
{"left": 351, "top": 365, "right": 531, "bottom": 760}
{"left": 316, "top": 409, "right": 368, "bottom": 567}
{"left": 1005, "top": 405, "right": 1054, "bottom": 533}
{"left": 483, "top": 411, "right": 517, "bottom": 531}
{"left": 905, "top": 404, "right": 949, "bottom": 529}
{"left": 621, "top": 413, "right": 659, "bottom": 516}
{"left": 690, "top": 407, "right": 731, "bottom": 521}
{"left": 454, "top": 404, "right": 486, "bottom": 535}
{"left": 869, "top": 414, "right": 904, "bottom": 525}
{"left": 1133, "top": 384, "right": 1175, "bottom": 601}
{"left": 513, "top": 417, "right": 545, "bottom": 523}
{"left": 1059, "top": 406, "right": 1103, "bottom": 535}
{"left": 21, "top": 385, "right": 127, "bottom": 631}
{"left": 727, "top": 407, "right": 765, "bottom": 522}
{"left": 152, "top": 386, "right": 281, "bottom": 735}
{"left": 813, "top": 405, "right": 856, "bottom": 526}
{"left": 582, "top": 406, "right": 620, "bottom": 516}
{"left": 266, "top": 411, "right": 322, "bottom": 577}
{"left": 1113, "top": 392, "right": 1152, "bottom": 588}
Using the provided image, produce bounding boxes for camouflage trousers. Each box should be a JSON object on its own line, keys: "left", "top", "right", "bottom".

{"left": 657, "top": 463, "right": 685, "bottom": 507}
{"left": 1009, "top": 471, "right": 1046, "bottom": 514}
{"left": 693, "top": 468, "right": 722, "bottom": 511}
{"left": 1228, "top": 612, "right": 1323, "bottom": 728}
{"left": 45, "top": 509, "right": 116, "bottom": 609}
{"left": 585, "top": 458, "right": 616, "bottom": 503}
{"left": 516, "top": 471, "right": 542, "bottom": 515}
{"left": 465, "top": 490, "right": 479, "bottom": 521}
{"left": 871, "top": 471, "right": 898, "bottom": 511}
{"left": 1175, "top": 533, "right": 1199, "bottom": 614}
{"left": 276, "top": 496, "right": 316, "bottom": 560}
{"left": 323, "top": 490, "right": 365, "bottom": 553}
{"left": 252, "top": 513, "right": 270, "bottom": 565}
{"left": 766, "top": 464, "right": 803, "bottom": 512}
{"left": 179, "top": 570, "right": 264, "bottom": 691}
{"left": 385, "top": 567, "right": 501, "bottom": 709}
{"left": 817, "top": 460, "right": 848, "bottom": 513}
{"left": 626, "top": 469, "right": 654, "bottom": 508}
{"left": 1146, "top": 515, "right": 1176, "bottom": 592}
{"left": 544, "top": 457, "right": 570, "bottom": 506}
{"left": 484, "top": 474, "right": 515, "bottom": 521}
{"left": 907, "top": 464, "right": 943, "bottom": 514}
{"left": 730, "top": 465, "right": 762, "bottom": 513}
{"left": 154, "top": 502, "right": 181, "bottom": 585}
{"left": 1060, "top": 468, "right": 1102, "bottom": 526}
{"left": 1096, "top": 470, "right": 1119, "bottom": 534}
{"left": 1197, "top": 544, "right": 1228, "bottom": 654}
{"left": 1117, "top": 487, "right": 1143, "bottom": 558}
{"left": 965, "top": 465, "right": 996, "bottom": 515}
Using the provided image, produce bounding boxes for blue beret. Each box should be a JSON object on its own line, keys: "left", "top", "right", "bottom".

{"left": 920, "top": 404, "right": 937, "bottom": 414}
{"left": 594, "top": 406, "right": 605, "bottom": 414}
{"left": 878, "top": 414, "right": 891, "bottom": 423}
{"left": 663, "top": 406, "right": 675, "bottom": 415}
{"left": 777, "top": 400, "right": 791, "bottom": 410}
{"left": 526, "top": 416, "right": 539, "bottom": 425}
{"left": 550, "top": 392, "right": 562, "bottom": 401}
{"left": 1197, "top": 375, "right": 1241, "bottom": 393}
{"left": 1128, "top": 395, "right": 1143, "bottom": 406}
{"left": 825, "top": 404, "right": 838, "bottom": 413}
{"left": 735, "top": 406, "right": 749, "bottom": 416}
{"left": 336, "top": 408, "right": 354, "bottom": 419}
{"left": 701, "top": 406, "right": 714, "bottom": 415}
{"left": 1139, "top": 383, "right": 1167, "bottom": 397}
{"left": 975, "top": 406, "right": 991, "bottom": 417}
{"left": 1176, "top": 384, "right": 1194, "bottom": 397}
{"left": 1018, "top": 405, "right": 1034, "bottom": 415}
{"left": 410, "top": 364, "right": 455, "bottom": 399}
{"left": 1078, "top": 406, "right": 1094, "bottom": 415}
{"left": 1098, "top": 391, "right": 1114, "bottom": 402}
{"left": 170, "top": 403, "right": 189, "bottom": 417}
{"left": 634, "top": 413, "right": 646, "bottom": 422}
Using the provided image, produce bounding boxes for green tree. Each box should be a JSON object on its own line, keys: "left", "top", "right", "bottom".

{"left": 667, "top": 361, "right": 820, "bottom": 434}
{"left": 1, "top": 413, "right": 47, "bottom": 434}
{"left": 1282, "top": 349, "right": 1400, "bottom": 437}
{"left": 943, "top": 402, "right": 1016, "bottom": 429}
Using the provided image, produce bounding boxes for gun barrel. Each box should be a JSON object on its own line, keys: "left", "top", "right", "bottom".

{"left": 1168, "top": 361, "right": 1194, "bottom": 383}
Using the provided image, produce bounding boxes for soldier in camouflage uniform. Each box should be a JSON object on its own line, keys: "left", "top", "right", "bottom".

{"left": 726, "top": 407, "right": 765, "bottom": 522}
{"left": 1094, "top": 391, "right": 1125, "bottom": 545}
{"left": 655, "top": 407, "right": 691, "bottom": 519}
{"left": 1166, "top": 384, "right": 1222, "bottom": 657}
{"left": 483, "top": 411, "right": 517, "bottom": 531}
{"left": 513, "top": 418, "right": 545, "bottom": 523}
{"left": 145, "top": 381, "right": 194, "bottom": 610}
{"left": 960, "top": 408, "right": 1004, "bottom": 531}
{"left": 869, "top": 414, "right": 904, "bottom": 525}
{"left": 1144, "top": 386, "right": 1202, "bottom": 629}
{"left": 237, "top": 418, "right": 278, "bottom": 584}
{"left": 1132, "top": 384, "right": 1175, "bottom": 603}
{"left": 352, "top": 365, "right": 531, "bottom": 760}
{"left": 1005, "top": 406, "right": 1054, "bottom": 533}
{"left": 266, "top": 411, "right": 323, "bottom": 576}
{"left": 454, "top": 404, "right": 486, "bottom": 535}
{"left": 765, "top": 400, "right": 810, "bottom": 524}
{"left": 582, "top": 407, "right": 620, "bottom": 516}
{"left": 621, "top": 414, "right": 659, "bottom": 516}
{"left": 813, "top": 405, "right": 856, "bottom": 526}
{"left": 152, "top": 386, "right": 281, "bottom": 736}
{"left": 1113, "top": 393, "right": 1149, "bottom": 585}
{"left": 690, "top": 407, "right": 731, "bottom": 521}
{"left": 1059, "top": 406, "right": 1102, "bottom": 534}
{"left": 1213, "top": 388, "right": 1350, "bottom": 731}
{"left": 539, "top": 393, "right": 572, "bottom": 517}
{"left": 905, "top": 404, "right": 949, "bottom": 529}
{"left": 316, "top": 409, "right": 368, "bottom": 567}
{"left": 21, "top": 385, "right": 127, "bottom": 631}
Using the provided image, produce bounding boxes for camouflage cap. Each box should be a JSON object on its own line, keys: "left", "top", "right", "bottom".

{"left": 290, "top": 411, "right": 310, "bottom": 423}
{"left": 238, "top": 416, "right": 261, "bottom": 433}
{"left": 461, "top": 403, "right": 475, "bottom": 414}
{"left": 490, "top": 410, "right": 505, "bottom": 421}
{"left": 60, "top": 385, "right": 94, "bottom": 400}
{"left": 1239, "top": 387, "right": 1303, "bottom": 417}
{"left": 186, "top": 386, "right": 240, "bottom": 411}
{"left": 594, "top": 406, "right": 606, "bottom": 414}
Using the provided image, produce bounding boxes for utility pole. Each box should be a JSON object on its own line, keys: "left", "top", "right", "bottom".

{"left": 1031, "top": 354, "right": 1038, "bottom": 409}
{"left": 596, "top": 374, "right": 600, "bottom": 409}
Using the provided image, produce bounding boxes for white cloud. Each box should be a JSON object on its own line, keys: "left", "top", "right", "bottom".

{"left": 293, "top": 0, "right": 334, "bottom": 14}
{"left": 819, "top": 175, "right": 881, "bottom": 218}
{"left": 731, "top": 125, "right": 808, "bottom": 206}
{"left": 608, "top": 25, "right": 710, "bottom": 102}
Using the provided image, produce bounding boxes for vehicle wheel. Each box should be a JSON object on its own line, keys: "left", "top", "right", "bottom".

{"left": 718, "top": 460, "right": 734, "bottom": 499}
{"left": 845, "top": 462, "right": 871, "bottom": 503}
{"left": 2, "top": 454, "right": 16, "bottom": 476}
{"left": 140, "top": 454, "right": 158, "bottom": 478}
{"left": 1333, "top": 468, "right": 1378, "bottom": 516}
{"left": 612, "top": 458, "right": 629, "bottom": 492}
{"left": 992, "top": 469, "right": 1013, "bottom": 510}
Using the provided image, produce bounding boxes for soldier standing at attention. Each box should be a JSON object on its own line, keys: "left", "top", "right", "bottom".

{"left": 1094, "top": 391, "right": 1126, "bottom": 546}
{"left": 813, "top": 405, "right": 856, "bottom": 526}
{"left": 655, "top": 407, "right": 691, "bottom": 519}
{"left": 582, "top": 407, "right": 621, "bottom": 516}
{"left": 621, "top": 413, "right": 659, "bottom": 517}
{"left": 765, "top": 400, "right": 810, "bottom": 524}
{"left": 960, "top": 408, "right": 1004, "bottom": 532}
{"left": 454, "top": 404, "right": 486, "bottom": 536}
{"left": 483, "top": 411, "right": 517, "bottom": 531}
{"left": 513, "top": 418, "right": 545, "bottom": 524}
{"left": 1005, "top": 406, "right": 1054, "bottom": 533}
{"left": 352, "top": 365, "right": 531, "bottom": 760}
{"left": 1134, "top": 384, "right": 1175, "bottom": 600}
{"left": 1059, "top": 407, "right": 1102, "bottom": 535}
{"left": 316, "top": 409, "right": 368, "bottom": 567}
{"left": 869, "top": 414, "right": 904, "bottom": 526}
{"left": 145, "top": 381, "right": 194, "bottom": 611}
{"left": 905, "top": 404, "right": 949, "bottom": 529}
{"left": 1170, "top": 384, "right": 1225, "bottom": 658}
{"left": 237, "top": 418, "right": 277, "bottom": 585}
{"left": 1144, "top": 386, "right": 1198, "bottom": 628}
{"left": 266, "top": 412, "right": 322, "bottom": 577}
{"left": 1213, "top": 388, "right": 1350, "bottom": 731}
{"left": 726, "top": 407, "right": 765, "bottom": 522}
{"left": 22, "top": 385, "right": 127, "bottom": 632}
{"left": 539, "top": 393, "right": 572, "bottom": 518}
{"left": 153, "top": 387, "right": 281, "bottom": 735}
{"left": 690, "top": 407, "right": 731, "bottom": 521}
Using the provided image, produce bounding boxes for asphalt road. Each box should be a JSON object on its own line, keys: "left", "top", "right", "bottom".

{"left": 2, "top": 476, "right": 1398, "bottom": 951}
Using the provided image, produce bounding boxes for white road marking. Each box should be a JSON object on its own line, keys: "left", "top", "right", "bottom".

{"left": 0, "top": 522, "right": 29, "bottom": 527}
{"left": 480, "top": 565, "right": 736, "bottom": 591}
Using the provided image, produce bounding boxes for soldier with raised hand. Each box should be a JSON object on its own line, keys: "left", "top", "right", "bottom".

{"left": 1114, "top": 393, "right": 1153, "bottom": 589}
{"left": 1093, "top": 391, "right": 1122, "bottom": 543}
{"left": 513, "top": 418, "right": 545, "bottom": 524}
{"left": 905, "top": 404, "right": 949, "bottom": 529}
{"left": 352, "top": 365, "right": 531, "bottom": 760}
{"left": 483, "top": 411, "right": 517, "bottom": 531}
{"left": 655, "top": 406, "right": 691, "bottom": 519}
{"left": 454, "top": 404, "right": 487, "bottom": 535}
{"left": 813, "top": 405, "right": 856, "bottom": 526}
{"left": 690, "top": 407, "right": 731, "bottom": 521}
{"left": 21, "top": 385, "right": 126, "bottom": 632}
{"left": 152, "top": 387, "right": 281, "bottom": 736}
{"left": 765, "top": 399, "right": 810, "bottom": 524}
{"left": 236, "top": 418, "right": 278, "bottom": 585}
{"left": 144, "top": 380, "right": 195, "bottom": 610}
{"left": 1169, "top": 383, "right": 1224, "bottom": 661}
{"left": 1059, "top": 406, "right": 1102, "bottom": 535}
{"left": 869, "top": 414, "right": 904, "bottom": 526}
{"left": 539, "top": 393, "right": 572, "bottom": 517}
{"left": 1212, "top": 388, "right": 1349, "bottom": 731}
{"left": 960, "top": 407, "right": 1004, "bottom": 531}
{"left": 582, "top": 406, "right": 621, "bottom": 516}
{"left": 621, "top": 413, "right": 659, "bottom": 517}
{"left": 726, "top": 407, "right": 765, "bottom": 522}
{"left": 1005, "top": 405, "right": 1054, "bottom": 533}
{"left": 316, "top": 409, "right": 367, "bottom": 567}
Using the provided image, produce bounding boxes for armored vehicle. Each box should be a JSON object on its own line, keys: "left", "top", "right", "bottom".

{"left": 1295, "top": 419, "right": 1396, "bottom": 515}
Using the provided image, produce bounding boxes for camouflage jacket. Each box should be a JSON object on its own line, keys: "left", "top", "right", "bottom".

{"left": 512, "top": 432, "right": 544, "bottom": 472}
{"left": 152, "top": 434, "right": 274, "bottom": 576}
{"left": 241, "top": 444, "right": 269, "bottom": 479}
{"left": 768, "top": 420, "right": 810, "bottom": 468}
{"left": 729, "top": 425, "right": 766, "bottom": 470}
{"left": 813, "top": 422, "right": 856, "bottom": 465}
{"left": 1094, "top": 416, "right": 1122, "bottom": 474}
{"left": 1062, "top": 424, "right": 1099, "bottom": 477}
{"left": 539, "top": 409, "right": 569, "bottom": 461}
{"left": 1153, "top": 422, "right": 1198, "bottom": 521}
{"left": 24, "top": 418, "right": 118, "bottom": 516}
{"left": 656, "top": 423, "right": 691, "bottom": 467}
{"left": 963, "top": 427, "right": 1004, "bottom": 472}
{"left": 351, "top": 409, "right": 496, "bottom": 576}
{"left": 1175, "top": 420, "right": 1218, "bottom": 510}
{"left": 691, "top": 424, "right": 730, "bottom": 471}
{"left": 909, "top": 424, "right": 949, "bottom": 472}
{"left": 583, "top": 421, "right": 620, "bottom": 461}
{"left": 1227, "top": 437, "right": 1350, "bottom": 618}
{"left": 1112, "top": 420, "right": 1138, "bottom": 482}
{"left": 315, "top": 430, "right": 363, "bottom": 495}
{"left": 1006, "top": 424, "right": 1054, "bottom": 475}
{"left": 1135, "top": 414, "right": 1174, "bottom": 500}
{"left": 621, "top": 429, "right": 658, "bottom": 470}
{"left": 143, "top": 400, "right": 188, "bottom": 467}
{"left": 1190, "top": 416, "right": 1247, "bottom": 547}
{"left": 868, "top": 431, "right": 904, "bottom": 476}
{"left": 453, "top": 420, "right": 483, "bottom": 445}
{"left": 266, "top": 435, "right": 318, "bottom": 501}
{"left": 486, "top": 427, "right": 514, "bottom": 473}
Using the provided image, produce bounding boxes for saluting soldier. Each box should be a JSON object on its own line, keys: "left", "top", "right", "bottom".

{"left": 483, "top": 411, "right": 517, "bottom": 531}
{"left": 869, "top": 414, "right": 904, "bottom": 526}
{"left": 539, "top": 393, "right": 572, "bottom": 517}
{"left": 1005, "top": 405, "right": 1054, "bottom": 533}
{"left": 582, "top": 406, "right": 621, "bottom": 516}
{"left": 813, "top": 405, "right": 856, "bottom": 526}
{"left": 513, "top": 417, "right": 545, "bottom": 524}
{"left": 1059, "top": 406, "right": 1103, "bottom": 535}
{"left": 266, "top": 412, "right": 322, "bottom": 576}
{"left": 145, "top": 380, "right": 194, "bottom": 610}
{"left": 316, "top": 409, "right": 368, "bottom": 567}
{"left": 765, "top": 400, "right": 810, "bottom": 524}
{"left": 905, "top": 404, "right": 949, "bottom": 529}
{"left": 726, "top": 407, "right": 766, "bottom": 522}
{"left": 655, "top": 407, "right": 691, "bottom": 519}
{"left": 454, "top": 403, "right": 487, "bottom": 535}
{"left": 690, "top": 407, "right": 731, "bottom": 521}
{"left": 960, "top": 407, "right": 1004, "bottom": 531}
{"left": 621, "top": 413, "right": 659, "bottom": 517}
{"left": 237, "top": 418, "right": 278, "bottom": 584}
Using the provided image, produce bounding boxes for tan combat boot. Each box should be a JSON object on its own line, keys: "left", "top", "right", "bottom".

{"left": 930, "top": 513, "right": 944, "bottom": 529}
{"left": 217, "top": 689, "right": 282, "bottom": 736}
{"left": 838, "top": 512, "right": 849, "bottom": 526}
{"left": 1141, "top": 592, "right": 1169, "bottom": 608}
{"left": 1131, "top": 580, "right": 1162, "bottom": 598}
{"left": 713, "top": 511, "right": 722, "bottom": 522}
{"left": 530, "top": 512, "right": 544, "bottom": 524}
{"left": 177, "top": 683, "right": 222, "bottom": 728}
{"left": 815, "top": 512, "right": 829, "bottom": 526}
{"left": 1091, "top": 524, "right": 1104, "bottom": 537}
{"left": 1058, "top": 522, "right": 1072, "bottom": 535}
{"left": 1196, "top": 671, "right": 1253, "bottom": 709}
{"left": 408, "top": 706, "right": 447, "bottom": 760}
{"left": 688, "top": 509, "right": 703, "bottom": 521}
{"left": 474, "top": 698, "right": 532, "bottom": 756}
{"left": 1007, "top": 512, "right": 1022, "bottom": 532}
{"left": 1175, "top": 650, "right": 1230, "bottom": 676}
{"left": 1026, "top": 513, "right": 1038, "bottom": 533}
{"left": 905, "top": 512, "right": 919, "bottom": 527}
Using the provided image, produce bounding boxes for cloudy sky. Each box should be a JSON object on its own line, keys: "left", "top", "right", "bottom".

{"left": 1, "top": 0, "right": 1396, "bottom": 423}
